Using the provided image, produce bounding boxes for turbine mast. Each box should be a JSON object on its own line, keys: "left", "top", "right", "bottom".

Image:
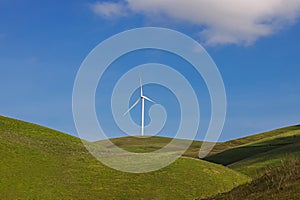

{"left": 140, "top": 77, "right": 145, "bottom": 136}
{"left": 124, "top": 77, "right": 155, "bottom": 137}
{"left": 141, "top": 95, "right": 145, "bottom": 136}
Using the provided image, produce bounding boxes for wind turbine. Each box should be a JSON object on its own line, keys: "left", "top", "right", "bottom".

{"left": 124, "top": 78, "right": 155, "bottom": 136}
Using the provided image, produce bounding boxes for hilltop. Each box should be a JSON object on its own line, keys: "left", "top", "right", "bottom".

{"left": 0, "top": 116, "right": 249, "bottom": 199}
{"left": 1, "top": 115, "right": 299, "bottom": 199}
{"left": 108, "top": 123, "right": 300, "bottom": 199}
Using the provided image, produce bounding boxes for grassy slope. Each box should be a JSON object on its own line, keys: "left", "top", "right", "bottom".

{"left": 0, "top": 116, "right": 250, "bottom": 200}
{"left": 206, "top": 125, "right": 300, "bottom": 156}
{"left": 110, "top": 125, "right": 300, "bottom": 159}
{"left": 198, "top": 127, "right": 300, "bottom": 200}
{"left": 204, "top": 125, "right": 300, "bottom": 177}
{"left": 199, "top": 159, "right": 300, "bottom": 200}
{"left": 112, "top": 125, "right": 300, "bottom": 177}
{"left": 107, "top": 136, "right": 205, "bottom": 157}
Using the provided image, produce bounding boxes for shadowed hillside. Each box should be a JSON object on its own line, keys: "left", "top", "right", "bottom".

{"left": 204, "top": 125, "right": 300, "bottom": 177}
{"left": 196, "top": 125, "right": 300, "bottom": 199}
{"left": 207, "top": 125, "right": 300, "bottom": 156}
{"left": 199, "top": 158, "right": 300, "bottom": 200}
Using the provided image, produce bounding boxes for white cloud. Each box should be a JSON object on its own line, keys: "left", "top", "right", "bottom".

{"left": 91, "top": 0, "right": 300, "bottom": 45}
{"left": 90, "top": 2, "right": 127, "bottom": 18}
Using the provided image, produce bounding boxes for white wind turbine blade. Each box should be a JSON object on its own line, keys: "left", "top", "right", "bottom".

{"left": 142, "top": 95, "right": 155, "bottom": 104}
{"left": 123, "top": 98, "right": 140, "bottom": 116}
{"left": 140, "top": 77, "right": 143, "bottom": 97}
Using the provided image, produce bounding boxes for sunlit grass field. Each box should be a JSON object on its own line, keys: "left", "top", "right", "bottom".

{"left": 0, "top": 116, "right": 249, "bottom": 199}
{"left": 1, "top": 115, "right": 299, "bottom": 199}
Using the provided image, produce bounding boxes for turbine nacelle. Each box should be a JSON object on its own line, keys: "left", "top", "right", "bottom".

{"left": 123, "top": 78, "right": 155, "bottom": 136}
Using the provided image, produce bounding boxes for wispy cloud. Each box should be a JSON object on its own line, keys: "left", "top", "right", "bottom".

{"left": 90, "top": 0, "right": 300, "bottom": 46}
{"left": 90, "top": 2, "right": 128, "bottom": 18}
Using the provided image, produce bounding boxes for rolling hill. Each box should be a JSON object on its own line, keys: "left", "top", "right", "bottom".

{"left": 200, "top": 158, "right": 300, "bottom": 200}
{"left": 204, "top": 125, "right": 300, "bottom": 177}
{"left": 199, "top": 125, "right": 300, "bottom": 200}
{"left": 102, "top": 135, "right": 205, "bottom": 155}
{"left": 110, "top": 124, "right": 300, "bottom": 178}
{"left": 110, "top": 124, "right": 300, "bottom": 199}
{"left": 0, "top": 116, "right": 250, "bottom": 199}
{"left": 1, "top": 115, "right": 299, "bottom": 199}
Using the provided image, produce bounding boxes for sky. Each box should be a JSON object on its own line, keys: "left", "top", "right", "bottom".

{"left": 1, "top": 0, "right": 300, "bottom": 141}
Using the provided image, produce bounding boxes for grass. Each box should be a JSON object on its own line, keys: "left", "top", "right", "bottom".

{"left": 2, "top": 115, "right": 299, "bottom": 199}
{"left": 105, "top": 136, "right": 206, "bottom": 158}
{"left": 0, "top": 116, "right": 250, "bottom": 199}
{"left": 204, "top": 125, "right": 300, "bottom": 177}
{"left": 229, "top": 137, "right": 300, "bottom": 177}
{"left": 208, "top": 125, "right": 300, "bottom": 155}
{"left": 199, "top": 158, "right": 300, "bottom": 200}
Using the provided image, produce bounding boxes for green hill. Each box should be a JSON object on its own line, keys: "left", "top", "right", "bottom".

{"left": 199, "top": 158, "right": 300, "bottom": 200}
{"left": 0, "top": 116, "right": 249, "bottom": 199}
{"left": 110, "top": 124, "right": 300, "bottom": 178}
{"left": 103, "top": 135, "right": 205, "bottom": 156}
{"left": 204, "top": 125, "right": 300, "bottom": 158}
{"left": 198, "top": 125, "right": 300, "bottom": 200}
{"left": 204, "top": 125, "right": 300, "bottom": 177}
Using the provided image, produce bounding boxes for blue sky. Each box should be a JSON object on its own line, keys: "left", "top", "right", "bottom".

{"left": 1, "top": 0, "right": 300, "bottom": 141}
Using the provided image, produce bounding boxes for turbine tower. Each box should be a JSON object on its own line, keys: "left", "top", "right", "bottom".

{"left": 124, "top": 78, "right": 155, "bottom": 136}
